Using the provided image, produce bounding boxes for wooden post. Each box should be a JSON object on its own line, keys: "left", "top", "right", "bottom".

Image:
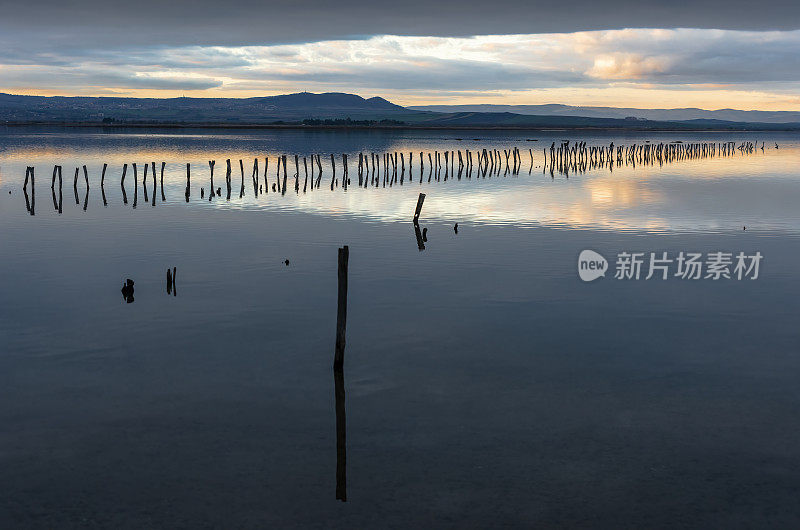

{"left": 276, "top": 155, "right": 282, "bottom": 193}
{"left": 100, "top": 176, "right": 107, "bottom": 207}
{"left": 73, "top": 167, "right": 80, "bottom": 204}
{"left": 303, "top": 157, "right": 309, "bottom": 192}
{"left": 185, "top": 163, "right": 191, "bottom": 202}
{"left": 332, "top": 250, "right": 350, "bottom": 504}
{"left": 208, "top": 160, "right": 215, "bottom": 197}
{"left": 251, "top": 158, "right": 259, "bottom": 196}
{"left": 330, "top": 153, "right": 336, "bottom": 190}
{"left": 151, "top": 162, "right": 157, "bottom": 207}
{"left": 141, "top": 163, "right": 150, "bottom": 202}
{"left": 83, "top": 177, "right": 89, "bottom": 212}
{"left": 282, "top": 155, "right": 288, "bottom": 196}
{"left": 334, "top": 245, "right": 349, "bottom": 370}
{"left": 50, "top": 175, "right": 58, "bottom": 211}
{"left": 294, "top": 155, "right": 300, "bottom": 193}
{"left": 225, "top": 159, "right": 232, "bottom": 200}
{"left": 413, "top": 192, "right": 426, "bottom": 222}
{"left": 132, "top": 163, "right": 139, "bottom": 208}
{"left": 160, "top": 162, "right": 166, "bottom": 201}
{"left": 264, "top": 156, "right": 269, "bottom": 193}
{"left": 240, "top": 159, "right": 246, "bottom": 199}
{"left": 29, "top": 166, "right": 35, "bottom": 214}
{"left": 23, "top": 167, "right": 35, "bottom": 215}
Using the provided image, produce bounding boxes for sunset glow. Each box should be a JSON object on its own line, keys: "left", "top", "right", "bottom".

{"left": 3, "top": 29, "right": 800, "bottom": 110}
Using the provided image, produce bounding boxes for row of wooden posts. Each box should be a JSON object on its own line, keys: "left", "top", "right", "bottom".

{"left": 19, "top": 140, "right": 768, "bottom": 215}
{"left": 542, "top": 140, "right": 763, "bottom": 177}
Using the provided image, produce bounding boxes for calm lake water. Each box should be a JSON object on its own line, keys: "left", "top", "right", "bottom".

{"left": 1, "top": 127, "right": 799, "bottom": 528}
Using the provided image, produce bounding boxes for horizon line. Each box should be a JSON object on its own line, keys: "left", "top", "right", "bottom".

{"left": 2, "top": 91, "right": 799, "bottom": 114}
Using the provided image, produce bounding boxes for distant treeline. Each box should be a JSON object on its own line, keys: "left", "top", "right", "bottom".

{"left": 92, "top": 117, "right": 408, "bottom": 126}
{"left": 301, "top": 118, "right": 406, "bottom": 126}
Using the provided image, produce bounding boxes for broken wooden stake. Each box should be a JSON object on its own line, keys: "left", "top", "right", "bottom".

{"left": 413, "top": 192, "right": 426, "bottom": 223}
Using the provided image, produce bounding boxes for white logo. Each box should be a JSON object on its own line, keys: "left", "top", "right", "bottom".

{"left": 578, "top": 250, "right": 762, "bottom": 283}
{"left": 578, "top": 250, "right": 608, "bottom": 282}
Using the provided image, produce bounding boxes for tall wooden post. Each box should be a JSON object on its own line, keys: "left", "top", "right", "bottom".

{"left": 333, "top": 245, "right": 349, "bottom": 370}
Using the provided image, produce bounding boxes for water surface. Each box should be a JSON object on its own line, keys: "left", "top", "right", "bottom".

{"left": 1, "top": 127, "right": 799, "bottom": 528}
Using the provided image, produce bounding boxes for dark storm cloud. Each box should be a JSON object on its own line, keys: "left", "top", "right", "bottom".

{"left": 0, "top": 0, "right": 799, "bottom": 53}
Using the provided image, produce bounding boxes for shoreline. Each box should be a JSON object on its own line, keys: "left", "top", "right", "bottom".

{"left": 2, "top": 122, "right": 800, "bottom": 132}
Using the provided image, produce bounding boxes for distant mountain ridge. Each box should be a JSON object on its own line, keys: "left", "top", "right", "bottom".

{"left": 0, "top": 92, "right": 410, "bottom": 123}
{"left": 1, "top": 91, "right": 798, "bottom": 130}
{"left": 408, "top": 103, "right": 800, "bottom": 124}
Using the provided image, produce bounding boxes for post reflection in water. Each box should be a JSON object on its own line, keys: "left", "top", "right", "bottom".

{"left": 4, "top": 133, "right": 799, "bottom": 235}
{"left": 50, "top": 168, "right": 63, "bottom": 214}
{"left": 413, "top": 221, "right": 425, "bottom": 251}
{"left": 23, "top": 184, "right": 34, "bottom": 216}
{"left": 334, "top": 364, "right": 347, "bottom": 502}
{"left": 50, "top": 182, "right": 63, "bottom": 214}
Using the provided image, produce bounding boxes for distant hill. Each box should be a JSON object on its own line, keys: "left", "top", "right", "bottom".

{"left": 0, "top": 92, "right": 413, "bottom": 123}
{"left": 408, "top": 103, "right": 800, "bottom": 124}
{"left": 406, "top": 111, "right": 799, "bottom": 130}
{"left": 1, "top": 92, "right": 798, "bottom": 130}
{"left": 253, "top": 92, "right": 401, "bottom": 110}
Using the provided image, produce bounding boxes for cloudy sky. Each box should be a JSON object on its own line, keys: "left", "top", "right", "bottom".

{"left": 1, "top": 0, "right": 799, "bottom": 109}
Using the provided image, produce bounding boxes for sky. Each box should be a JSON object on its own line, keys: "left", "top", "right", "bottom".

{"left": 1, "top": 0, "right": 799, "bottom": 110}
